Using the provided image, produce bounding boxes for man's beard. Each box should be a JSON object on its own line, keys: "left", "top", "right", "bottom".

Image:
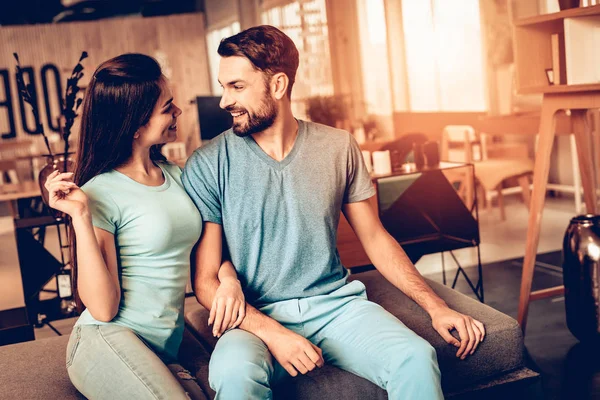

{"left": 228, "top": 96, "right": 278, "bottom": 137}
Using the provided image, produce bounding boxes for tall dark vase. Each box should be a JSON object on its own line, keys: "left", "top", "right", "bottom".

{"left": 563, "top": 214, "right": 600, "bottom": 343}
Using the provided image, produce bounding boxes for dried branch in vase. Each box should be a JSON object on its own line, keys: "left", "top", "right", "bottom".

{"left": 61, "top": 51, "right": 88, "bottom": 170}
{"left": 13, "top": 52, "right": 53, "bottom": 156}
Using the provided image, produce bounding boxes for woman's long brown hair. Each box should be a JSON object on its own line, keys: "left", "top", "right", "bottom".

{"left": 69, "top": 53, "right": 167, "bottom": 311}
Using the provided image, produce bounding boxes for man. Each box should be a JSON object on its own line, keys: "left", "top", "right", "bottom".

{"left": 182, "top": 25, "right": 485, "bottom": 400}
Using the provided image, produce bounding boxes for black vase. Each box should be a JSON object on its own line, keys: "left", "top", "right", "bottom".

{"left": 563, "top": 214, "right": 600, "bottom": 343}
{"left": 412, "top": 143, "right": 425, "bottom": 169}
{"left": 423, "top": 141, "right": 440, "bottom": 167}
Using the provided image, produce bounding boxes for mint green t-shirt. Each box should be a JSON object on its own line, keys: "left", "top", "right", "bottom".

{"left": 75, "top": 162, "right": 202, "bottom": 362}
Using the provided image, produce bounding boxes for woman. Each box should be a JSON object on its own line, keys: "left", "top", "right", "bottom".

{"left": 46, "top": 53, "right": 244, "bottom": 399}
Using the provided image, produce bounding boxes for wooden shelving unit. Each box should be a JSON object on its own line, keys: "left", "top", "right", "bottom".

{"left": 514, "top": 4, "right": 600, "bottom": 26}
{"left": 518, "top": 83, "right": 600, "bottom": 94}
{"left": 511, "top": 3, "right": 600, "bottom": 334}
{"left": 513, "top": 5, "right": 600, "bottom": 92}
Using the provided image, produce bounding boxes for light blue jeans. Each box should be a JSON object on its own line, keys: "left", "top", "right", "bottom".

{"left": 66, "top": 324, "right": 205, "bottom": 399}
{"left": 209, "top": 280, "right": 443, "bottom": 400}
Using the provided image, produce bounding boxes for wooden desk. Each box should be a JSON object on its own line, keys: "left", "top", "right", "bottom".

{"left": 0, "top": 181, "right": 42, "bottom": 218}
{"left": 0, "top": 181, "right": 41, "bottom": 202}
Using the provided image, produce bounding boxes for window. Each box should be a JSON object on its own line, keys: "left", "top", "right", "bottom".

{"left": 401, "top": 0, "right": 487, "bottom": 111}
{"left": 357, "top": 0, "right": 392, "bottom": 116}
{"left": 206, "top": 22, "right": 241, "bottom": 95}
{"left": 261, "top": 0, "right": 334, "bottom": 103}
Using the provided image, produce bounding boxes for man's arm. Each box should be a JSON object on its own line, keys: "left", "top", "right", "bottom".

{"left": 193, "top": 222, "right": 324, "bottom": 376}
{"left": 342, "top": 199, "right": 486, "bottom": 359}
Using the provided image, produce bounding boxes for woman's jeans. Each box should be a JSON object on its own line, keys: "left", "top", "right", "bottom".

{"left": 66, "top": 324, "right": 204, "bottom": 399}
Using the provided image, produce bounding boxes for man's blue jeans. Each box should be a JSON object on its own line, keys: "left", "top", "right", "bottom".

{"left": 209, "top": 280, "right": 443, "bottom": 399}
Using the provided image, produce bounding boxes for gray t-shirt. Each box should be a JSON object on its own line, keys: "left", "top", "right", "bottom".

{"left": 182, "top": 120, "right": 375, "bottom": 306}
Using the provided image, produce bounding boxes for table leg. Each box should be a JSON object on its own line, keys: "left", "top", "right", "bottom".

{"left": 518, "top": 175, "right": 531, "bottom": 208}
{"left": 572, "top": 110, "right": 597, "bottom": 214}
{"left": 517, "top": 98, "right": 558, "bottom": 333}
{"left": 8, "top": 200, "right": 20, "bottom": 219}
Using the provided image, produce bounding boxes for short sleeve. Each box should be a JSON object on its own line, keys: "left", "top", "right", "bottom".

{"left": 81, "top": 180, "right": 120, "bottom": 234}
{"left": 182, "top": 151, "right": 222, "bottom": 224}
{"left": 344, "top": 134, "right": 376, "bottom": 204}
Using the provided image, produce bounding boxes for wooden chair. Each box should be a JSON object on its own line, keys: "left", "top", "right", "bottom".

{"left": 0, "top": 140, "right": 36, "bottom": 183}
{"left": 441, "top": 125, "right": 533, "bottom": 220}
{"left": 162, "top": 142, "right": 187, "bottom": 167}
{"left": 0, "top": 160, "right": 19, "bottom": 185}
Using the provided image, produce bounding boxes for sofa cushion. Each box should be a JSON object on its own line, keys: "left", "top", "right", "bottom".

{"left": 0, "top": 335, "right": 83, "bottom": 400}
{"left": 185, "top": 271, "right": 527, "bottom": 396}
{"left": 0, "top": 329, "right": 210, "bottom": 399}
{"left": 351, "top": 272, "right": 524, "bottom": 391}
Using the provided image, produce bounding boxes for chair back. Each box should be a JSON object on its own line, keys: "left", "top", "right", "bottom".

{"left": 162, "top": 142, "right": 187, "bottom": 162}
{"left": 379, "top": 133, "right": 427, "bottom": 164}
{"left": 0, "top": 159, "right": 19, "bottom": 185}
{"left": 0, "top": 140, "right": 36, "bottom": 183}
{"left": 441, "top": 125, "right": 484, "bottom": 163}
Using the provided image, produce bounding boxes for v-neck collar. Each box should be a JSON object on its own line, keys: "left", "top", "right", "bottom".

{"left": 242, "top": 119, "right": 306, "bottom": 171}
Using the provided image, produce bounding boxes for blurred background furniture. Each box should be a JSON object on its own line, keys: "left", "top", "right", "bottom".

{"left": 509, "top": 4, "right": 600, "bottom": 333}
{"left": 441, "top": 125, "right": 533, "bottom": 220}
{"left": 476, "top": 112, "right": 586, "bottom": 214}
{"left": 14, "top": 214, "right": 73, "bottom": 338}
{"left": 379, "top": 132, "right": 428, "bottom": 169}
{"left": 195, "top": 96, "right": 233, "bottom": 143}
{"left": 162, "top": 142, "right": 187, "bottom": 167}
{"left": 0, "top": 140, "right": 36, "bottom": 183}
{"left": 376, "top": 162, "right": 483, "bottom": 301}
{"left": 337, "top": 161, "right": 483, "bottom": 301}
{"left": 0, "top": 160, "right": 19, "bottom": 185}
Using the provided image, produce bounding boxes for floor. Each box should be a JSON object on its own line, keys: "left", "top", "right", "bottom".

{"left": 431, "top": 250, "right": 600, "bottom": 400}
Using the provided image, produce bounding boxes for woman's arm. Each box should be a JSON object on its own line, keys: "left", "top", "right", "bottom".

{"left": 71, "top": 214, "right": 121, "bottom": 322}
{"left": 46, "top": 171, "right": 121, "bottom": 322}
{"left": 193, "top": 223, "right": 245, "bottom": 337}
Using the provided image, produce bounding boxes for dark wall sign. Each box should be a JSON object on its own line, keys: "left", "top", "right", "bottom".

{"left": 0, "top": 63, "right": 63, "bottom": 139}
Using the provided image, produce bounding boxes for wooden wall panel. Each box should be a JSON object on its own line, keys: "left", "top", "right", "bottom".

{"left": 0, "top": 13, "right": 212, "bottom": 153}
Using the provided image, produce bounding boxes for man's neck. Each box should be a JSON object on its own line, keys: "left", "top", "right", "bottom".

{"left": 252, "top": 109, "right": 298, "bottom": 162}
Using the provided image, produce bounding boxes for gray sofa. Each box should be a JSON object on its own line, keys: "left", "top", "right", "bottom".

{"left": 0, "top": 271, "right": 539, "bottom": 399}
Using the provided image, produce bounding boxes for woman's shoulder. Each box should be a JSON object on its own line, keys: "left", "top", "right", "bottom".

{"left": 80, "top": 171, "right": 119, "bottom": 201}
{"left": 81, "top": 171, "right": 113, "bottom": 190}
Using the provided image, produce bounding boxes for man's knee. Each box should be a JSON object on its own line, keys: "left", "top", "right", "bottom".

{"left": 394, "top": 337, "right": 439, "bottom": 374}
{"left": 208, "top": 330, "right": 272, "bottom": 389}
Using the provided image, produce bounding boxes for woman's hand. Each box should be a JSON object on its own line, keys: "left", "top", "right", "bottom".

{"left": 209, "top": 277, "right": 246, "bottom": 338}
{"left": 45, "top": 170, "right": 89, "bottom": 217}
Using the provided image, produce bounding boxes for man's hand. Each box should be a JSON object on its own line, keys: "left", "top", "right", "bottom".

{"left": 263, "top": 325, "right": 324, "bottom": 377}
{"left": 430, "top": 307, "right": 485, "bottom": 360}
{"left": 209, "top": 277, "right": 246, "bottom": 338}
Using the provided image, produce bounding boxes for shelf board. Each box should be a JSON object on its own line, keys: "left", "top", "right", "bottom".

{"left": 518, "top": 83, "right": 600, "bottom": 94}
{"left": 515, "top": 5, "right": 600, "bottom": 27}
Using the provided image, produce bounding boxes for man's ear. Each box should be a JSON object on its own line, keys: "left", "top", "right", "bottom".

{"left": 271, "top": 72, "right": 289, "bottom": 100}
